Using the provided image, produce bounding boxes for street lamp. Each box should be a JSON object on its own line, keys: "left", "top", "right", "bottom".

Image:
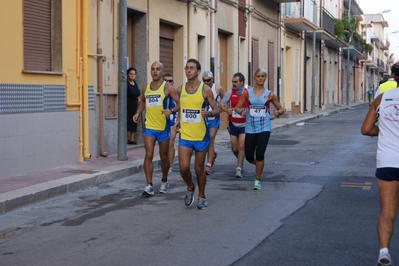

{"left": 345, "top": 0, "right": 352, "bottom": 105}
{"left": 385, "top": 31, "right": 399, "bottom": 36}
{"left": 388, "top": 46, "right": 399, "bottom": 59}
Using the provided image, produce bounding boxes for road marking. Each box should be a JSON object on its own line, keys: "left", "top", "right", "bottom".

{"left": 341, "top": 182, "right": 372, "bottom": 190}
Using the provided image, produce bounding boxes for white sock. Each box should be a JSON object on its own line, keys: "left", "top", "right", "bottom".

{"left": 206, "top": 163, "right": 211, "bottom": 167}
{"left": 237, "top": 167, "right": 242, "bottom": 171}
{"left": 380, "top": 248, "right": 389, "bottom": 255}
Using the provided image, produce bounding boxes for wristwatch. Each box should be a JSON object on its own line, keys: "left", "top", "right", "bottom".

{"left": 208, "top": 110, "right": 212, "bottom": 117}
{"left": 170, "top": 109, "right": 176, "bottom": 114}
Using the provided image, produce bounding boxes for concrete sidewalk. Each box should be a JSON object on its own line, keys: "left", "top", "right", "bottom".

{"left": 0, "top": 102, "right": 367, "bottom": 214}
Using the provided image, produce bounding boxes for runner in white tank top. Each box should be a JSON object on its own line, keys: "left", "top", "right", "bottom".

{"left": 361, "top": 73, "right": 399, "bottom": 265}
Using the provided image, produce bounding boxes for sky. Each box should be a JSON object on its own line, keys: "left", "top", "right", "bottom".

{"left": 357, "top": 0, "right": 399, "bottom": 60}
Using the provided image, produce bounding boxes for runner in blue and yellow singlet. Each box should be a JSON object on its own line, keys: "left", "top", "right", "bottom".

{"left": 175, "top": 58, "right": 220, "bottom": 210}
{"left": 163, "top": 73, "right": 178, "bottom": 175}
{"left": 202, "top": 70, "right": 225, "bottom": 176}
{"left": 133, "top": 61, "right": 180, "bottom": 196}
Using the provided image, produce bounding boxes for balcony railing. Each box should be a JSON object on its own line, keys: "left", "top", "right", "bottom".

{"left": 377, "top": 58, "right": 386, "bottom": 71}
{"left": 283, "top": 0, "right": 318, "bottom": 32}
{"left": 284, "top": 0, "right": 317, "bottom": 24}
{"left": 319, "top": 7, "right": 335, "bottom": 35}
{"left": 364, "top": 56, "right": 378, "bottom": 68}
{"left": 351, "top": 36, "right": 368, "bottom": 57}
{"left": 303, "top": 0, "right": 318, "bottom": 26}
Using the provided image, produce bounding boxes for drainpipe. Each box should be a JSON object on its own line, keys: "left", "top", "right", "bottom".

{"left": 346, "top": 0, "right": 352, "bottom": 105}
{"left": 82, "top": 0, "right": 91, "bottom": 159}
{"left": 210, "top": 0, "right": 216, "bottom": 74}
{"left": 247, "top": 0, "right": 252, "bottom": 85}
{"left": 117, "top": 0, "right": 127, "bottom": 160}
{"left": 364, "top": 64, "right": 367, "bottom": 101}
{"left": 319, "top": 41, "right": 322, "bottom": 108}
{"left": 76, "top": 0, "right": 84, "bottom": 161}
{"left": 97, "top": 0, "right": 108, "bottom": 157}
{"left": 353, "top": 63, "right": 356, "bottom": 101}
{"left": 311, "top": 30, "right": 316, "bottom": 114}
{"left": 277, "top": 3, "right": 281, "bottom": 101}
{"left": 187, "top": 2, "right": 191, "bottom": 59}
{"left": 303, "top": 31, "right": 307, "bottom": 111}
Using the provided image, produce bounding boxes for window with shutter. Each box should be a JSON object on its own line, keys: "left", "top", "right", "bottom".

{"left": 160, "top": 23, "right": 174, "bottom": 75}
{"left": 23, "top": 0, "right": 62, "bottom": 73}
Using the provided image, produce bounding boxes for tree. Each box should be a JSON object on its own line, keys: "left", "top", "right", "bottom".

{"left": 333, "top": 11, "right": 373, "bottom": 55}
{"left": 341, "top": 10, "right": 361, "bottom": 43}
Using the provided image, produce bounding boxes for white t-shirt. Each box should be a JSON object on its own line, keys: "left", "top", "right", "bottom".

{"left": 376, "top": 88, "right": 399, "bottom": 168}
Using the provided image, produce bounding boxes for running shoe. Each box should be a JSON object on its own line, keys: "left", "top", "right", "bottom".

{"left": 184, "top": 185, "right": 196, "bottom": 206}
{"left": 159, "top": 180, "right": 169, "bottom": 194}
{"left": 377, "top": 251, "right": 391, "bottom": 266}
{"left": 196, "top": 197, "right": 208, "bottom": 210}
{"left": 253, "top": 179, "right": 261, "bottom": 190}
{"left": 205, "top": 164, "right": 212, "bottom": 175}
{"left": 168, "top": 167, "right": 173, "bottom": 175}
{"left": 142, "top": 184, "right": 154, "bottom": 196}
{"left": 211, "top": 152, "right": 218, "bottom": 166}
{"left": 235, "top": 168, "right": 243, "bottom": 178}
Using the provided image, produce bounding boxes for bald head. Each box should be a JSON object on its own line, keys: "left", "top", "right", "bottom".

{"left": 151, "top": 61, "right": 164, "bottom": 69}
{"left": 150, "top": 61, "right": 164, "bottom": 81}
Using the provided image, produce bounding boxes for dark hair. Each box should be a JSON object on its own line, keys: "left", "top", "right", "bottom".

{"left": 163, "top": 73, "right": 173, "bottom": 79}
{"left": 379, "top": 76, "right": 389, "bottom": 85}
{"left": 186, "top": 58, "right": 201, "bottom": 70}
{"left": 233, "top": 72, "right": 245, "bottom": 82}
{"left": 391, "top": 63, "right": 399, "bottom": 76}
{"left": 127, "top": 67, "right": 137, "bottom": 74}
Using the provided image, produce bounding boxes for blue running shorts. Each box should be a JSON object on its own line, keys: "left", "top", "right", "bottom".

{"left": 144, "top": 128, "right": 170, "bottom": 143}
{"left": 228, "top": 122, "right": 245, "bottom": 137}
{"left": 376, "top": 167, "right": 399, "bottom": 181}
{"left": 179, "top": 138, "right": 210, "bottom": 152}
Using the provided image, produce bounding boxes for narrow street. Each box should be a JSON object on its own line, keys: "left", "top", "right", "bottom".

{"left": 0, "top": 104, "right": 394, "bottom": 266}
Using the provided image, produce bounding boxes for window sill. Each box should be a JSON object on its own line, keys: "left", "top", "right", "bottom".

{"left": 22, "top": 70, "right": 64, "bottom": 75}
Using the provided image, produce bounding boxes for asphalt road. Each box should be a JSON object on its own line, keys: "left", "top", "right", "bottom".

{"left": 0, "top": 104, "right": 396, "bottom": 266}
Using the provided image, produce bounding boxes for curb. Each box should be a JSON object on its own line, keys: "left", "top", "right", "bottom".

{"left": 0, "top": 157, "right": 161, "bottom": 214}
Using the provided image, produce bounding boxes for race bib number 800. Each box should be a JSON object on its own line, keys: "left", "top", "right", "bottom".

{"left": 182, "top": 109, "right": 201, "bottom": 123}
{"left": 146, "top": 94, "right": 162, "bottom": 107}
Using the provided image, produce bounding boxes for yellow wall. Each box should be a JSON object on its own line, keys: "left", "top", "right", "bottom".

{"left": 0, "top": 0, "right": 93, "bottom": 87}
{"left": 0, "top": 1, "right": 24, "bottom": 82}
